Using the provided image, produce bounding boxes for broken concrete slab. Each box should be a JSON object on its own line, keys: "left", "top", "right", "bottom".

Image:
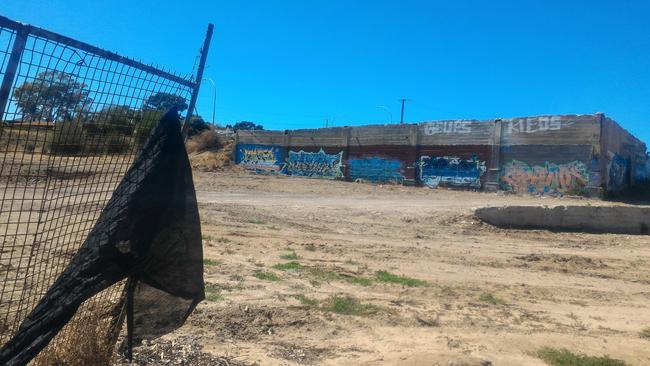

{"left": 475, "top": 205, "right": 650, "bottom": 235}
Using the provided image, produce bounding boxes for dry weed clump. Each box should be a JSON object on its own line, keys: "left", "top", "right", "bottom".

{"left": 186, "top": 129, "right": 221, "bottom": 154}
{"left": 31, "top": 306, "right": 118, "bottom": 366}
{"left": 188, "top": 133, "right": 235, "bottom": 171}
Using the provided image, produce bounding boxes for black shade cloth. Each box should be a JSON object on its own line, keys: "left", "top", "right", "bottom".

{"left": 0, "top": 108, "right": 204, "bottom": 366}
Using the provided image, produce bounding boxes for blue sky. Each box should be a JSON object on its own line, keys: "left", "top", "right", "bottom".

{"left": 2, "top": 1, "right": 649, "bottom": 144}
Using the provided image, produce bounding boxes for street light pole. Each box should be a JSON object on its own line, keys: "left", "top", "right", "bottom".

{"left": 375, "top": 106, "right": 392, "bottom": 123}
{"left": 202, "top": 77, "right": 216, "bottom": 126}
{"left": 398, "top": 98, "right": 409, "bottom": 124}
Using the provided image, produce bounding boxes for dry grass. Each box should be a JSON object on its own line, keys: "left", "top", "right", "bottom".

{"left": 32, "top": 305, "right": 119, "bottom": 366}
{"left": 186, "top": 129, "right": 221, "bottom": 154}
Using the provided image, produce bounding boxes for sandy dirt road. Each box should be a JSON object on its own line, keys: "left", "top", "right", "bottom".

{"left": 162, "top": 170, "right": 650, "bottom": 365}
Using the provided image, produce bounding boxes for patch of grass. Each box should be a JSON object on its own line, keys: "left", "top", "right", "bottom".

{"left": 205, "top": 284, "right": 223, "bottom": 302}
{"left": 375, "top": 270, "right": 426, "bottom": 287}
{"left": 308, "top": 268, "right": 341, "bottom": 283}
{"left": 267, "top": 225, "right": 280, "bottom": 230}
{"left": 253, "top": 271, "right": 280, "bottom": 282}
{"left": 272, "top": 261, "right": 303, "bottom": 271}
{"left": 203, "top": 258, "right": 222, "bottom": 266}
{"left": 348, "top": 277, "right": 373, "bottom": 286}
{"left": 216, "top": 237, "right": 232, "bottom": 243}
{"left": 304, "top": 243, "right": 317, "bottom": 251}
{"left": 479, "top": 292, "right": 506, "bottom": 305}
{"left": 229, "top": 274, "right": 245, "bottom": 282}
{"left": 248, "top": 219, "right": 266, "bottom": 225}
{"left": 296, "top": 294, "right": 319, "bottom": 307}
{"left": 202, "top": 234, "right": 215, "bottom": 241}
{"left": 640, "top": 327, "right": 650, "bottom": 340}
{"left": 536, "top": 347, "right": 628, "bottom": 366}
{"left": 280, "top": 251, "right": 301, "bottom": 260}
{"left": 323, "top": 295, "right": 382, "bottom": 316}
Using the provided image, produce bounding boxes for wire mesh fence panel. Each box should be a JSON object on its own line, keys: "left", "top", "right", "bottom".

{"left": 0, "top": 15, "right": 200, "bottom": 362}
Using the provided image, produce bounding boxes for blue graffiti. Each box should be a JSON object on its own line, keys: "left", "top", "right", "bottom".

{"left": 608, "top": 154, "right": 628, "bottom": 192}
{"left": 236, "top": 144, "right": 283, "bottom": 173}
{"left": 635, "top": 155, "right": 650, "bottom": 183}
{"left": 284, "top": 149, "right": 343, "bottom": 179}
{"left": 419, "top": 155, "right": 486, "bottom": 189}
{"left": 348, "top": 157, "right": 405, "bottom": 184}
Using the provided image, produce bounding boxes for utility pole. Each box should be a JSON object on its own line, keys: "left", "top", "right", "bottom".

{"left": 399, "top": 98, "right": 409, "bottom": 124}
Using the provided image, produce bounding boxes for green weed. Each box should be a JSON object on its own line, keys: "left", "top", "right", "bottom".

{"left": 639, "top": 327, "right": 650, "bottom": 340}
{"left": 304, "top": 243, "right": 317, "bottom": 252}
{"left": 479, "top": 292, "right": 506, "bottom": 305}
{"left": 296, "top": 294, "right": 319, "bottom": 307}
{"left": 536, "top": 347, "right": 628, "bottom": 366}
{"left": 280, "top": 251, "right": 300, "bottom": 260}
{"left": 272, "top": 261, "right": 303, "bottom": 271}
{"left": 254, "top": 271, "right": 280, "bottom": 282}
{"left": 323, "top": 295, "right": 382, "bottom": 316}
{"left": 203, "top": 258, "right": 222, "bottom": 266}
{"left": 205, "top": 284, "right": 223, "bottom": 302}
{"left": 375, "top": 270, "right": 426, "bottom": 287}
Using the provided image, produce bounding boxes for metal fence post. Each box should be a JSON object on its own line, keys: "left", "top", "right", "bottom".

{"left": 0, "top": 27, "right": 28, "bottom": 122}
{"left": 182, "top": 24, "right": 214, "bottom": 137}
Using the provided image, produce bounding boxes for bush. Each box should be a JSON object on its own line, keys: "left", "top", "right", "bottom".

{"left": 133, "top": 110, "right": 164, "bottom": 146}
{"left": 104, "top": 133, "right": 131, "bottom": 154}
{"left": 48, "top": 121, "right": 85, "bottom": 155}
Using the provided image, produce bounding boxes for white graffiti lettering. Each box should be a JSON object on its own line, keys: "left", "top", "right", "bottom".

{"left": 506, "top": 116, "right": 563, "bottom": 134}
{"left": 423, "top": 121, "right": 472, "bottom": 135}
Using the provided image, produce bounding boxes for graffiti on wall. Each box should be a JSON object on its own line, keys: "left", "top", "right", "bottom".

{"left": 501, "top": 160, "right": 589, "bottom": 195}
{"left": 423, "top": 121, "right": 472, "bottom": 135}
{"left": 284, "top": 149, "right": 344, "bottom": 179}
{"left": 636, "top": 156, "right": 650, "bottom": 183}
{"left": 505, "top": 116, "right": 568, "bottom": 134}
{"left": 348, "top": 157, "right": 405, "bottom": 184}
{"left": 608, "top": 153, "right": 628, "bottom": 192}
{"left": 236, "top": 144, "right": 283, "bottom": 173}
{"left": 418, "top": 155, "right": 486, "bottom": 189}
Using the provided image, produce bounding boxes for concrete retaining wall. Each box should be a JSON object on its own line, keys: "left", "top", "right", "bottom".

{"left": 475, "top": 205, "right": 650, "bottom": 235}
{"left": 233, "top": 113, "right": 647, "bottom": 196}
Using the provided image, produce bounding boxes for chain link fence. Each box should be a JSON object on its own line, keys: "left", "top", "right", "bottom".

{"left": 0, "top": 15, "right": 211, "bottom": 364}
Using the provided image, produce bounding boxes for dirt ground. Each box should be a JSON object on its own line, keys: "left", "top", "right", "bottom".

{"left": 138, "top": 169, "right": 650, "bottom": 366}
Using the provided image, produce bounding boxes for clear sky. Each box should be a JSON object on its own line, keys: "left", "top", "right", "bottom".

{"left": 2, "top": 1, "right": 649, "bottom": 144}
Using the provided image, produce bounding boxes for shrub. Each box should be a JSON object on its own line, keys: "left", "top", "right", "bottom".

{"left": 134, "top": 110, "right": 163, "bottom": 145}
{"left": 48, "top": 121, "right": 85, "bottom": 155}
{"left": 104, "top": 133, "right": 131, "bottom": 154}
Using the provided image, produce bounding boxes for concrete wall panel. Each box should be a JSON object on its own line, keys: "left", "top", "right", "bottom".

{"left": 417, "top": 145, "right": 491, "bottom": 189}
{"left": 349, "top": 124, "right": 416, "bottom": 146}
{"left": 235, "top": 143, "right": 284, "bottom": 173}
{"left": 347, "top": 145, "right": 417, "bottom": 183}
{"left": 500, "top": 115, "right": 599, "bottom": 146}
{"left": 418, "top": 120, "right": 494, "bottom": 146}
{"left": 499, "top": 145, "right": 594, "bottom": 195}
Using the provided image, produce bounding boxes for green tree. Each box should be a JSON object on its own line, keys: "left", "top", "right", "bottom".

{"left": 143, "top": 92, "right": 188, "bottom": 112}
{"left": 187, "top": 115, "right": 209, "bottom": 137}
{"left": 232, "top": 121, "right": 264, "bottom": 131}
{"left": 13, "top": 71, "right": 92, "bottom": 122}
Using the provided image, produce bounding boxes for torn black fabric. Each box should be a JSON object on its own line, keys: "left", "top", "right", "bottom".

{"left": 0, "top": 108, "right": 204, "bottom": 366}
